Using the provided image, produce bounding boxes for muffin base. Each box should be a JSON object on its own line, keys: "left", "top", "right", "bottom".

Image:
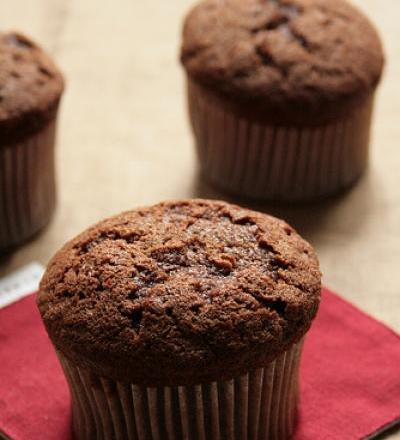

{"left": 188, "top": 80, "right": 374, "bottom": 202}
{"left": 58, "top": 340, "right": 303, "bottom": 440}
{"left": 0, "top": 119, "right": 57, "bottom": 252}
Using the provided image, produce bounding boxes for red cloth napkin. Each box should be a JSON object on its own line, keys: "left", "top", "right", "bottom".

{"left": 0, "top": 288, "right": 399, "bottom": 440}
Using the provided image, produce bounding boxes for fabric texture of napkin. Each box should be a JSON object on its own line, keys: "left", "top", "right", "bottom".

{"left": 0, "top": 288, "right": 399, "bottom": 440}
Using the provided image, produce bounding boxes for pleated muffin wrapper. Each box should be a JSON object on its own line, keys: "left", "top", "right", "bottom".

{"left": 188, "top": 80, "right": 375, "bottom": 202}
{"left": 58, "top": 339, "right": 303, "bottom": 440}
{"left": 0, "top": 118, "right": 57, "bottom": 252}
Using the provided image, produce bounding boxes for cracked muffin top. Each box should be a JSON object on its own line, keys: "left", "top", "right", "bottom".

{"left": 0, "top": 32, "right": 64, "bottom": 143}
{"left": 181, "top": 0, "right": 384, "bottom": 124}
{"left": 38, "top": 199, "right": 321, "bottom": 385}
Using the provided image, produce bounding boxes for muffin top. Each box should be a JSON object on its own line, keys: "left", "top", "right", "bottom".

{"left": 181, "top": 0, "right": 384, "bottom": 124}
{"left": 0, "top": 32, "right": 64, "bottom": 144}
{"left": 38, "top": 199, "right": 321, "bottom": 385}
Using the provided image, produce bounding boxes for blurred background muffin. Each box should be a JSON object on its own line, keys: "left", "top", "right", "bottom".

{"left": 181, "top": 0, "right": 384, "bottom": 202}
{"left": 0, "top": 31, "right": 64, "bottom": 252}
{"left": 38, "top": 199, "right": 321, "bottom": 440}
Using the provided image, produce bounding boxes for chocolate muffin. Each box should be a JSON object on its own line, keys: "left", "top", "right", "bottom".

{"left": 38, "top": 199, "right": 321, "bottom": 439}
{"left": 0, "top": 32, "right": 64, "bottom": 251}
{"left": 181, "top": 0, "right": 384, "bottom": 201}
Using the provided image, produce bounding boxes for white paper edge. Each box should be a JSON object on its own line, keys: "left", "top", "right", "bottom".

{"left": 0, "top": 262, "right": 44, "bottom": 309}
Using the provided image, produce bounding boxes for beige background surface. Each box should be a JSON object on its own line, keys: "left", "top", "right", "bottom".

{"left": 0, "top": 0, "right": 399, "bottom": 437}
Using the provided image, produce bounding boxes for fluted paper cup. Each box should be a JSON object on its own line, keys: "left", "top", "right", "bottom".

{"left": 58, "top": 339, "right": 303, "bottom": 440}
{"left": 0, "top": 119, "right": 58, "bottom": 252}
{"left": 188, "top": 79, "right": 374, "bottom": 202}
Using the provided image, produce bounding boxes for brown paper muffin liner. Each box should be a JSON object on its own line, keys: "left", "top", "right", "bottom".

{"left": 58, "top": 340, "right": 303, "bottom": 440}
{"left": 188, "top": 80, "right": 374, "bottom": 202}
{"left": 0, "top": 120, "right": 57, "bottom": 251}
